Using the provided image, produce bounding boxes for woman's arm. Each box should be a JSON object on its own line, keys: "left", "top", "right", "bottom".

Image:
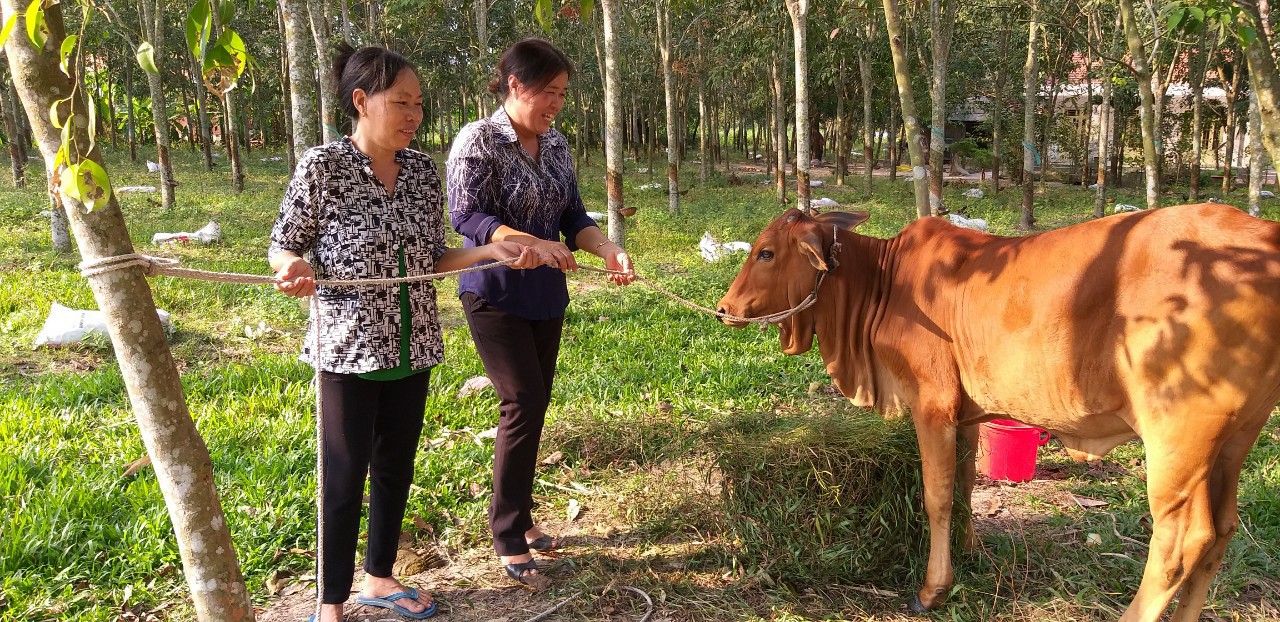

{"left": 573, "top": 226, "right": 636, "bottom": 285}
{"left": 435, "top": 241, "right": 539, "bottom": 273}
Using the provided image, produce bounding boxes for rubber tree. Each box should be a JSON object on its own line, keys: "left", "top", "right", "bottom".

{"left": 280, "top": 0, "right": 318, "bottom": 162}
{"left": 1189, "top": 34, "right": 1209, "bottom": 201}
{"left": 772, "top": 45, "right": 787, "bottom": 204}
{"left": 927, "top": 0, "right": 959, "bottom": 215}
{"left": 656, "top": 0, "right": 678, "bottom": 213}
{"left": 1117, "top": 0, "right": 1160, "bottom": 210}
{"left": 882, "top": 0, "right": 930, "bottom": 218}
{"left": 309, "top": 0, "right": 340, "bottom": 144}
{"left": 784, "top": 0, "right": 811, "bottom": 212}
{"left": 1021, "top": 0, "right": 1040, "bottom": 229}
{"left": 1, "top": 1, "right": 252, "bottom": 619}
{"left": 602, "top": 0, "right": 625, "bottom": 243}
{"left": 209, "top": 5, "right": 245, "bottom": 193}
{"left": 138, "top": 0, "right": 177, "bottom": 210}
{"left": 1237, "top": 2, "right": 1280, "bottom": 168}
{"left": 856, "top": 2, "right": 876, "bottom": 196}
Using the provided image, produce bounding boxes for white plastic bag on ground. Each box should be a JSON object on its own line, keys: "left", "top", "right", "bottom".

{"left": 947, "top": 213, "right": 988, "bottom": 231}
{"left": 116, "top": 185, "right": 158, "bottom": 194}
{"left": 811, "top": 197, "right": 840, "bottom": 208}
{"left": 34, "top": 302, "right": 172, "bottom": 347}
{"left": 637, "top": 182, "right": 662, "bottom": 191}
{"left": 586, "top": 211, "right": 605, "bottom": 223}
{"left": 700, "top": 232, "right": 751, "bottom": 262}
{"left": 962, "top": 188, "right": 985, "bottom": 199}
{"left": 1113, "top": 203, "right": 1141, "bottom": 213}
{"left": 152, "top": 221, "right": 222, "bottom": 245}
{"left": 146, "top": 160, "right": 161, "bottom": 172}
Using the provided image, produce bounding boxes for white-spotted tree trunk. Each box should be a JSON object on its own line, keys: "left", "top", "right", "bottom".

{"left": 772, "top": 47, "right": 787, "bottom": 204}
{"left": 1, "top": 2, "right": 251, "bottom": 619}
{"left": 927, "top": 0, "right": 958, "bottom": 215}
{"left": 280, "top": 0, "right": 318, "bottom": 162}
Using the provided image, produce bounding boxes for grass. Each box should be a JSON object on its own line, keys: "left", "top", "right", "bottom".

{"left": 2, "top": 147, "right": 1279, "bottom": 621}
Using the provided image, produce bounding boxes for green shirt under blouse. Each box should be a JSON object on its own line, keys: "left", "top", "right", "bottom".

{"left": 358, "top": 244, "right": 431, "bottom": 381}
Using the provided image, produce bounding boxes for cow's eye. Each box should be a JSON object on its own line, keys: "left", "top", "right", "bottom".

{"left": 757, "top": 250, "right": 774, "bottom": 261}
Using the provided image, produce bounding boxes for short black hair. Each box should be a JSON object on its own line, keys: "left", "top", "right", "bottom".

{"left": 332, "top": 42, "right": 417, "bottom": 120}
{"left": 487, "top": 38, "right": 574, "bottom": 100}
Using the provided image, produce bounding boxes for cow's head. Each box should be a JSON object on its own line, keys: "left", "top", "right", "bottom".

{"left": 717, "top": 208, "right": 869, "bottom": 354}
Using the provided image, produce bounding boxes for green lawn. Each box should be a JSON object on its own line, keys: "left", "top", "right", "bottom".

{"left": 2, "top": 148, "right": 1278, "bottom": 621}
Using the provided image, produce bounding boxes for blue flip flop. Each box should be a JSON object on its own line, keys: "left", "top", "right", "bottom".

{"left": 354, "top": 586, "right": 437, "bottom": 619}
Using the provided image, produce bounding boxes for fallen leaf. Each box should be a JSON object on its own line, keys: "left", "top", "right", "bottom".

{"left": 122, "top": 455, "right": 152, "bottom": 478}
{"left": 540, "top": 450, "right": 563, "bottom": 466}
{"left": 567, "top": 498, "right": 581, "bottom": 521}
{"left": 1086, "top": 533, "right": 1103, "bottom": 546}
{"left": 1072, "top": 494, "right": 1109, "bottom": 509}
{"left": 265, "top": 569, "right": 292, "bottom": 595}
{"left": 411, "top": 513, "right": 431, "bottom": 531}
{"left": 469, "top": 481, "right": 485, "bottom": 498}
{"left": 657, "top": 401, "right": 674, "bottom": 414}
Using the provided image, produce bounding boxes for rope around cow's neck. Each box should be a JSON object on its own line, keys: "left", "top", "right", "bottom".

{"left": 77, "top": 252, "right": 831, "bottom": 325}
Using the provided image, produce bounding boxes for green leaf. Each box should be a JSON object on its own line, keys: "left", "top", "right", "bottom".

{"left": 186, "top": 0, "right": 211, "bottom": 59}
{"left": 580, "top": 0, "right": 595, "bottom": 20}
{"left": 1167, "top": 7, "right": 1186, "bottom": 31}
{"left": 0, "top": 12, "right": 19, "bottom": 52}
{"left": 24, "top": 0, "right": 46, "bottom": 50}
{"left": 58, "top": 34, "right": 76, "bottom": 75}
{"left": 534, "top": 0, "right": 552, "bottom": 31}
{"left": 48, "top": 99, "right": 63, "bottom": 129}
{"left": 86, "top": 92, "right": 96, "bottom": 144}
{"left": 1239, "top": 23, "right": 1258, "bottom": 46}
{"left": 59, "top": 160, "right": 112, "bottom": 212}
{"left": 136, "top": 42, "right": 159, "bottom": 75}
{"left": 217, "top": 0, "right": 234, "bottom": 25}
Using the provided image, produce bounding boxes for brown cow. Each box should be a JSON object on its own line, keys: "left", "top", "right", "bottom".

{"left": 717, "top": 205, "right": 1280, "bottom": 622}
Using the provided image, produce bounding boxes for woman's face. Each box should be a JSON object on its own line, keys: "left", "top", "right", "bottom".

{"left": 355, "top": 67, "right": 423, "bottom": 152}
{"left": 507, "top": 71, "right": 568, "bottom": 136}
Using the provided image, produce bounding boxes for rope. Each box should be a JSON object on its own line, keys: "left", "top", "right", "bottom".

{"left": 77, "top": 252, "right": 517, "bottom": 285}
{"left": 76, "top": 252, "right": 832, "bottom": 325}
{"left": 524, "top": 585, "right": 654, "bottom": 622}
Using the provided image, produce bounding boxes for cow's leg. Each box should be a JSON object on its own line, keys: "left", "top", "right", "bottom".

{"left": 1118, "top": 434, "right": 1218, "bottom": 622}
{"left": 1168, "top": 421, "right": 1265, "bottom": 622}
{"left": 956, "top": 424, "right": 979, "bottom": 552}
{"left": 909, "top": 417, "right": 959, "bottom": 612}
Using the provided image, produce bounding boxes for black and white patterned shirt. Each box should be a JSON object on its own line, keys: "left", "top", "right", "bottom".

{"left": 270, "top": 137, "right": 448, "bottom": 373}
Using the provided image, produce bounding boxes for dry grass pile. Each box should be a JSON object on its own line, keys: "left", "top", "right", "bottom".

{"left": 706, "top": 408, "right": 964, "bottom": 589}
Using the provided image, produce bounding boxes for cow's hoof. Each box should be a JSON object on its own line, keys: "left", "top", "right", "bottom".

{"left": 907, "top": 595, "right": 930, "bottom": 614}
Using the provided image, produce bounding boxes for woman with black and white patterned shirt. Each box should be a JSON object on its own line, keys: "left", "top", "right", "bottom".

{"left": 270, "top": 44, "right": 538, "bottom": 622}
{"left": 447, "top": 38, "right": 636, "bottom": 586}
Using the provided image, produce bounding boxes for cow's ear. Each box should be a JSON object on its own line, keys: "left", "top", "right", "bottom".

{"left": 815, "top": 210, "right": 870, "bottom": 231}
{"left": 798, "top": 232, "right": 829, "bottom": 272}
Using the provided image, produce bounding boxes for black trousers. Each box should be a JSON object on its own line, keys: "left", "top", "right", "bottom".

{"left": 316, "top": 370, "right": 430, "bottom": 604}
{"left": 461, "top": 292, "right": 563, "bottom": 557}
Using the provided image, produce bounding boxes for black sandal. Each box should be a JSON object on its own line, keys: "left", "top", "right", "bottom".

{"left": 526, "top": 534, "right": 563, "bottom": 553}
{"left": 504, "top": 559, "right": 540, "bottom": 584}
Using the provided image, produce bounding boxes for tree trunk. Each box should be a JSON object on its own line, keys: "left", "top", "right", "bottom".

{"left": 1239, "top": 4, "right": 1280, "bottom": 171}
{"left": 281, "top": 0, "right": 318, "bottom": 162}
{"left": 309, "top": 0, "right": 339, "bottom": 144}
{"left": 1021, "top": 0, "right": 1040, "bottom": 229}
{"left": 1249, "top": 92, "right": 1263, "bottom": 216}
{"left": 2, "top": 2, "right": 252, "bottom": 618}
{"left": 1218, "top": 55, "right": 1242, "bottom": 196}
{"left": 785, "top": 0, "right": 811, "bottom": 212}
{"left": 189, "top": 54, "right": 215, "bottom": 171}
{"left": 991, "top": 26, "right": 1009, "bottom": 192}
{"left": 1190, "top": 41, "right": 1208, "bottom": 201}
{"left": 656, "top": 1, "right": 678, "bottom": 212}
{"left": 125, "top": 58, "right": 137, "bottom": 162}
{"left": 1094, "top": 63, "right": 1112, "bottom": 218}
{"left": 927, "top": 0, "right": 958, "bottom": 215}
{"left": 1, "top": 69, "right": 24, "bottom": 188}
{"left": 835, "top": 56, "right": 847, "bottom": 187}
{"left": 601, "top": 0, "right": 625, "bottom": 244}
{"left": 882, "top": 0, "right": 930, "bottom": 218}
{"left": 772, "top": 49, "right": 787, "bottom": 204}
{"left": 140, "top": 0, "right": 176, "bottom": 210}
{"left": 1117, "top": 0, "right": 1159, "bottom": 210}
{"left": 210, "top": 8, "right": 245, "bottom": 192}
{"left": 179, "top": 73, "right": 196, "bottom": 151}
{"left": 697, "top": 31, "right": 709, "bottom": 184}
{"left": 858, "top": 40, "right": 874, "bottom": 196}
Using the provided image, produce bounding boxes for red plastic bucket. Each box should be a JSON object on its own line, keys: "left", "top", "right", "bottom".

{"left": 976, "top": 419, "right": 1050, "bottom": 482}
